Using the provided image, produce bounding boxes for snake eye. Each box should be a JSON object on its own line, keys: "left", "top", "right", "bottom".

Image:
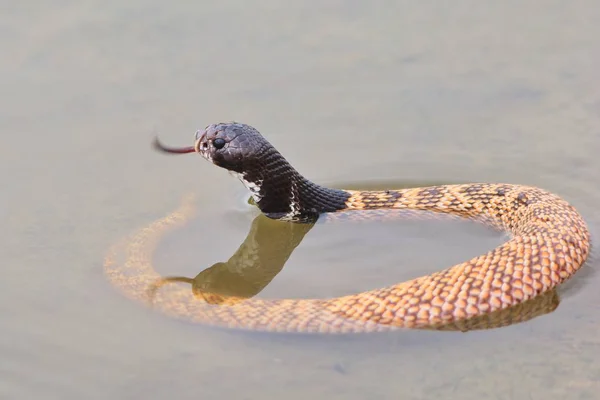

{"left": 213, "top": 138, "right": 226, "bottom": 149}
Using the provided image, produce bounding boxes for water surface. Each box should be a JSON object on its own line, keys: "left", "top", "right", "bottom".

{"left": 1, "top": 1, "right": 599, "bottom": 399}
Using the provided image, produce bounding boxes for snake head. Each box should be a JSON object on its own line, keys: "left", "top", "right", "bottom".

{"left": 194, "top": 123, "right": 272, "bottom": 174}
{"left": 153, "top": 122, "right": 270, "bottom": 174}
{"left": 155, "top": 122, "right": 332, "bottom": 217}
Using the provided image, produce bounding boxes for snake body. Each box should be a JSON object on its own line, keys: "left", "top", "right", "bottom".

{"left": 104, "top": 123, "right": 590, "bottom": 333}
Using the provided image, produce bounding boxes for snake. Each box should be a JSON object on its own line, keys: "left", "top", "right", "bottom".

{"left": 103, "top": 122, "right": 591, "bottom": 334}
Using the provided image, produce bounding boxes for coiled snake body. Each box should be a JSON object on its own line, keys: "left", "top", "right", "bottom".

{"left": 104, "top": 123, "right": 590, "bottom": 334}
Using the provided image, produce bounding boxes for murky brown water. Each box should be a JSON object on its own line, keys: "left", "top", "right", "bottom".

{"left": 2, "top": 1, "right": 599, "bottom": 399}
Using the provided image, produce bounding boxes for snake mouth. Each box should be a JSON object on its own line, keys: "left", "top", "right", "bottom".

{"left": 152, "top": 137, "right": 197, "bottom": 154}
{"left": 194, "top": 131, "right": 214, "bottom": 162}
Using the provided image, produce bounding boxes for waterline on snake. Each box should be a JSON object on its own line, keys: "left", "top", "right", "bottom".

{"left": 103, "top": 122, "right": 591, "bottom": 334}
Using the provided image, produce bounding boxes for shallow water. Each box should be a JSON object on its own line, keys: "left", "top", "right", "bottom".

{"left": 2, "top": 1, "right": 600, "bottom": 399}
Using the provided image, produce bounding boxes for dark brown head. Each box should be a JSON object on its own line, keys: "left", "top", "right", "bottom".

{"left": 154, "top": 122, "right": 349, "bottom": 221}
{"left": 154, "top": 122, "right": 271, "bottom": 172}
{"left": 193, "top": 123, "right": 272, "bottom": 174}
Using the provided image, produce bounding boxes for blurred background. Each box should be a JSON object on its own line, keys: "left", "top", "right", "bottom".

{"left": 1, "top": 1, "right": 599, "bottom": 399}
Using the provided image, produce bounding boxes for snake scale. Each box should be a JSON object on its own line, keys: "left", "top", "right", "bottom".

{"left": 103, "top": 122, "right": 590, "bottom": 334}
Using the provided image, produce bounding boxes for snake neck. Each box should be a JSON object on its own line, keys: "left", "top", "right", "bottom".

{"left": 231, "top": 151, "right": 350, "bottom": 221}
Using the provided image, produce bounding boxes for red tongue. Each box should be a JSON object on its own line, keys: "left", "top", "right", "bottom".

{"left": 152, "top": 137, "right": 196, "bottom": 154}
